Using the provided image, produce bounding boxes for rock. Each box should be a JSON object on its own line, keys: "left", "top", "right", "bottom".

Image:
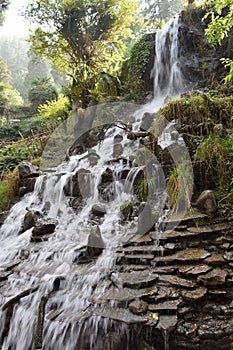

{"left": 34, "top": 296, "right": 48, "bottom": 350}
{"left": 86, "top": 226, "right": 104, "bottom": 257}
{"left": 158, "top": 275, "right": 195, "bottom": 288}
{"left": 138, "top": 202, "right": 154, "bottom": 234}
{"left": 64, "top": 169, "right": 91, "bottom": 198}
{"left": 155, "top": 248, "right": 210, "bottom": 264}
{"left": 114, "top": 134, "right": 123, "bottom": 143}
{"left": 179, "top": 264, "right": 212, "bottom": 275}
{"left": 196, "top": 190, "right": 217, "bottom": 214}
{"left": 22, "top": 209, "right": 42, "bottom": 232}
{"left": 88, "top": 149, "right": 100, "bottom": 166}
{"left": 98, "top": 168, "right": 115, "bottom": 201}
{"left": 32, "top": 218, "right": 58, "bottom": 237}
{"left": 111, "top": 270, "right": 158, "bottom": 288}
{"left": 197, "top": 268, "right": 227, "bottom": 286}
{"left": 205, "top": 253, "right": 226, "bottom": 265}
{"left": 129, "top": 300, "right": 148, "bottom": 314}
{"left": 18, "top": 177, "right": 37, "bottom": 196}
{"left": 18, "top": 161, "right": 39, "bottom": 179}
{"left": 171, "top": 130, "right": 179, "bottom": 141}
{"left": 93, "top": 307, "right": 148, "bottom": 324}
{"left": 148, "top": 299, "right": 181, "bottom": 311}
{"left": 140, "top": 112, "right": 155, "bottom": 131}
{"left": 91, "top": 204, "right": 106, "bottom": 217}
{"left": 113, "top": 142, "right": 123, "bottom": 158}
{"left": 91, "top": 285, "right": 158, "bottom": 303}
{"left": 158, "top": 315, "right": 177, "bottom": 330}
{"left": 181, "top": 287, "right": 207, "bottom": 301}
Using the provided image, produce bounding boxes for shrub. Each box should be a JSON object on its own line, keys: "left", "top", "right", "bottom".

{"left": 38, "top": 94, "right": 70, "bottom": 127}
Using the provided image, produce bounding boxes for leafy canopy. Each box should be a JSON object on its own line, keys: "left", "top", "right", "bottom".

{"left": 204, "top": 0, "right": 233, "bottom": 82}
{"left": 24, "top": 0, "right": 140, "bottom": 104}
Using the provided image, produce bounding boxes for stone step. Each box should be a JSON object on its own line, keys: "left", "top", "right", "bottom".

{"left": 153, "top": 248, "right": 211, "bottom": 265}
{"left": 150, "top": 223, "right": 229, "bottom": 242}
{"left": 110, "top": 270, "right": 158, "bottom": 288}
{"left": 116, "top": 254, "right": 155, "bottom": 265}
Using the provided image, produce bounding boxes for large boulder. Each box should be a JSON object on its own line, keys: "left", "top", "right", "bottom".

{"left": 196, "top": 190, "right": 217, "bottom": 214}
{"left": 18, "top": 162, "right": 39, "bottom": 179}
{"left": 86, "top": 226, "right": 104, "bottom": 257}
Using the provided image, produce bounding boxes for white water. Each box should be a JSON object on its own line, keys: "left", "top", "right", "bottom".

{"left": 0, "top": 16, "right": 186, "bottom": 350}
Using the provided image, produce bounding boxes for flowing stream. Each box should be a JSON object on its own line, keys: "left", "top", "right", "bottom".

{"left": 0, "top": 16, "right": 187, "bottom": 350}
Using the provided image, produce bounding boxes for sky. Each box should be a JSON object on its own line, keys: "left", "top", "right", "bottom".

{"left": 1, "top": 0, "right": 30, "bottom": 38}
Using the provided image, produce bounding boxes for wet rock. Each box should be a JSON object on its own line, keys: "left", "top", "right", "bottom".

{"left": 111, "top": 270, "right": 158, "bottom": 288}
{"left": 91, "top": 204, "right": 107, "bottom": 217}
{"left": 187, "top": 223, "right": 228, "bottom": 234}
{"left": 86, "top": 226, "right": 104, "bottom": 257}
{"left": 138, "top": 202, "right": 154, "bottom": 234}
{"left": 22, "top": 209, "right": 42, "bottom": 232}
{"left": 65, "top": 168, "right": 92, "bottom": 198}
{"left": 34, "top": 296, "right": 48, "bottom": 349}
{"left": 223, "top": 251, "right": 233, "bottom": 262}
{"left": 148, "top": 299, "right": 181, "bottom": 311}
{"left": 157, "top": 315, "right": 177, "bottom": 330}
{"left": 178, "top": 264, "right": 212, "bottom": 275}
{"left": 93, "top": 307, "right": 148, "bottom": 324}
{"left": 91, "top": 285, "right": 158, "bottom": 303}
{"left": 129, "top": 300, "right": 148, "bottom": 314}
{"left": 88, "top": 149, "right": 100, "bottom": 166}
{"left": 98, "top": 168, "right": 115, "bottom": 201}
{"left": 114, "top": 134, "right": 123, "bottom": 143}
{"left": 205, "top": 253, "right": 226, "bottom": 265}
{"left": 196, "top": 190, "right": 217, "bottom": 214}
{"left": 197, "top": 268, "right": 227, "bottom": 286}
{"left": 140, "top": 112, "right": 155, "bottom": 131}
{"left": 158, "top": 275, "right": 195, "bottom": 288}
{"left": 32, "top": 218, "right": 58, "bottom": 237}
{"left": 18, "top": 177, "right": 37, "bottom": 196}
{"left": 18, "top": 161, "right": 39, "bottom": 179}
{"left": 181, "top": 287, "right": 207, "bottom": 301}
{"left": 113, "top": 142, "right": 123, "bottom": 158}
{"left": 155, "top": 248, "right": 210, "bottom": 264}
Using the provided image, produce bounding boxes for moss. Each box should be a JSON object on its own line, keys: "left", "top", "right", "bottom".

{"left": 195, "top": 134, "right": 233, "bottom": 201}
{"left": 121, "top": 33, "right": 154, "bottom": 101}
{"left": 161, "top": 93, "right": 233, "bottom": 135}
{"left": 0, "top": 168, "right": 19, "bottom": 211}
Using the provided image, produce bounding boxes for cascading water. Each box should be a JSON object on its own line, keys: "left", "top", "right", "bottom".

{"left": 0, "top": 16, "right": 191, "bottom": 350}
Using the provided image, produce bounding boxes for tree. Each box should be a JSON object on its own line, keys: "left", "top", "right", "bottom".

{"left": 24, "top": 0, "right": 140, "bottom": 106}
{"left": 0, "top": 56, "right": 23, "bottom": 120}
{"left": 28, "top": 76, "right": 58, "bottom": 111}
{"left": 140, "top": 0, "right": 187, "bottom": 23}
{"left": 204, "top": 0, "right": 233, "bottom": 82}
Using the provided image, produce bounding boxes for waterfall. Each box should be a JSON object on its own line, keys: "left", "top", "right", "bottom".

{"left": 0, "top": 16, "right": 191, "bottom": 350}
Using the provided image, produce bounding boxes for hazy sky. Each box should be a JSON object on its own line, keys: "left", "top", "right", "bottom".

{"left": 1, "top": 0, "right": 30, "bottom": 37}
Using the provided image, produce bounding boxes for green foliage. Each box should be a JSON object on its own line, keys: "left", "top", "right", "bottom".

{"left": 167, "top": 162, "right": 193, "bottom": 209}
{"left": 195, "top": 134, "right": 233, "bottom": 197}
{"left": 0, "top": 174, "right": 17, "bottom": 211}
{"left": 38, "top": 94, "right": 70, "bottom": 127}
{"left": 0, "top": 135, "right": 46, "bottom": 174}
{"left": 24, "top": 0, "right": 140, "bottom": 105}
{"left": 161, "top": 93, "right": 233, "bottom": 133}
{"left": 135, "top": 177, "right": 156, "bottom": 201}
{"left": 0, "top": 113, "right": 49, "bottom": 142}
{"left": 28, "top": 77, "right": 58, "bottom": 111}
{"left": 122, "top": 33, "right": 154, "bottom": 100}
{"left": 204, "top": 0, "right": 233, "bottom": 82}
{"left": 120, "top": 200, "right": 136, "bottom": 220}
